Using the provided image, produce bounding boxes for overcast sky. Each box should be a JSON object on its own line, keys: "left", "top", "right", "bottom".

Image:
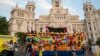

{"left": 0, "top": 0, "right": 100, "bottom": 20}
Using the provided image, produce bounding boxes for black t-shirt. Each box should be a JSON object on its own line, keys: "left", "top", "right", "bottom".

{"left": 26, "top": 44, "right": 32, "bottom": 52}
{"left": 81, "top": 46, "right": 86, "bottom": 53}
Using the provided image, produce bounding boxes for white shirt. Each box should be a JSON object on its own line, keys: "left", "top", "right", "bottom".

{"left": 8, "top": 44, "right": 14, "bottom": 51}
{"left": 91, "top": 45, "right": 97, "bottom": 53}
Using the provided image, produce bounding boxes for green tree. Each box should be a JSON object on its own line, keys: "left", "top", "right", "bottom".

{"left": 15, "top": 32, "right": 25, "bottom": 44}
{"left": 0, "top": 16, "right": 9, "bottom": 35}
{"left": 88, "top": 38, "right": 92, "bottom": 47}
{"left": 15, "top": 32, "right": 27, "bottom": 52}
{"left": 96, "top": 37, "right": 100, "bottom": 48}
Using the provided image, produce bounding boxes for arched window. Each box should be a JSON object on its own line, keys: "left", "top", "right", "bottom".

{"left": 27, "top": 22, "right": 29, "bottom": 32}
{"left": 93, "top": 22, "right": 96, "bottom": 30}
{"left": 86, "top": 8, "right": 88, "bottom": 12}
{"left": 89, "top": 27, "right": 92, "bottom": 31}
{"left": 29, "top": 7, "right": 31, "bottom": 11}
{"left": 32, "top": 8, "right": 34, "bottom": 11}
{"left": 55, "top": 1, "right": 59, "bottom": 7}
{"left": 89, "top": 7, "right": 92, "bottom": 11}
{"left": 88, "top": 22, "right": 90, "bottom": 26}
{"left": 90, "top": 34, "right": 94, "bottom": 41}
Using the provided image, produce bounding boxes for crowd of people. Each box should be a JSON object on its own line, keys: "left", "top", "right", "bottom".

{"left": 1, "top": 40, "right": 19, "bottom": 56}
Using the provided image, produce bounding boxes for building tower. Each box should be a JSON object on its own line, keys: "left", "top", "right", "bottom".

{"left": 83, "top": 0, "right": 97, "bottom": 42}
{"left": 25, "top": 0, "right": 35, "bottom": 33}
{"left": 52, "top": 0, "right": 62, "bottom": 8}
{"left": 26, "top": 0, "right": 35, "bottom": 18}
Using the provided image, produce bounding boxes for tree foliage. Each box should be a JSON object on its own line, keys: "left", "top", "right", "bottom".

{"left": 87, "top": 38, "right": 92, "bottom": 47}
{"left": 15, "top": 32, "right": 26, "bottom": 44}
{"left": 96, "top": 37, "right": 100, "bottom": 47}
{"left": 0, "top": 16, "right": 9, "bottom": 35}
{"left": 15, "top": 32, "right": 24, "bottom": 38}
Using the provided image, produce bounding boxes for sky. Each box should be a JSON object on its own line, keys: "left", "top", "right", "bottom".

{"left": 0, "top": 0, "right": 100, "bottom": 20}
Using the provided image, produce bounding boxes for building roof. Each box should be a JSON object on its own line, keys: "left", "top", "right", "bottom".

{"left": 27, "top": 0, "right": 35, "bottom": 6}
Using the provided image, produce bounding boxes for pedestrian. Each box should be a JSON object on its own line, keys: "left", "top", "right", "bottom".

{"left": 31, "top": 43, "right": 37, "bottom": 56}
{"left": 54, "top": 44, "right": 58, "bottom": 56}
{"left": 91, "top": 44, "right": 98, "bottom": 56}
{"left": 14, "top": 42, "right": 19, "bottom": 56}
{"left": 7, "top": 40, "right": 14, "bottom": 56}
{"left": 86, "top": 45, "right": 90, "bottom": 56}
{"left": 26, "top": 43, "right": 32, "bottom": 56}
{"left": 39, "top": 46, "right": 43, "bottom": 56}
{"left": 81, "top": 44, "right": 87, "bottom": 56}
{"left": 71, "top": 45, "right": 77, "bottom": 56}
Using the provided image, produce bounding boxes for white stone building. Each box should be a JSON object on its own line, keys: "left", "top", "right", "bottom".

{"left": 9, "top": 0, "right": 100, "bottom": 42}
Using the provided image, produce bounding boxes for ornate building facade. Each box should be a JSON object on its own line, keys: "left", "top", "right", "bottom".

{"left": 9, "top": 0, "right": 100, "bottom": 42}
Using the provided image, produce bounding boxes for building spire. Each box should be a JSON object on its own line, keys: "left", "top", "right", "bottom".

{"left": 86, "top": 0, "right": 91, "bottom": 3}
{"left": 15, "top": 3, "right": 18, "bottom": 8}
{"left": 28, "top": 0, "right": 35, "bottom": 2}
{"left": 27, "top": 0, "right": 35, "bottom": 5}
{"left": 83, "top": 0, "right": 92, "bottom": 6}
